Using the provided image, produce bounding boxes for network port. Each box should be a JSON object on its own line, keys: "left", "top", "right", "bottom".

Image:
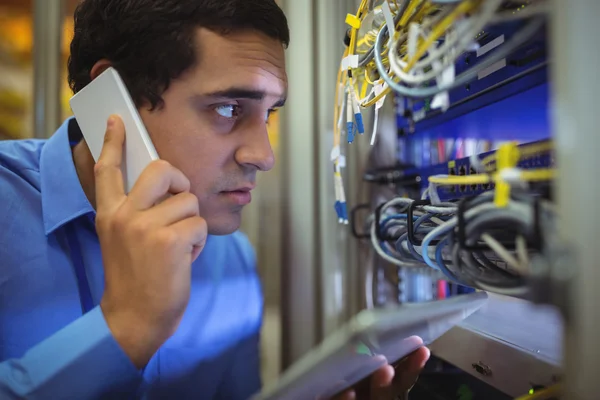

{"left": 449, "top": 167, "right": 457, "bottom": 193}
{"left": 469, "top": 166, "right": 478, "bottom": 191}
{"left": 459, "top": 165, "right": 467, "bottom": 193}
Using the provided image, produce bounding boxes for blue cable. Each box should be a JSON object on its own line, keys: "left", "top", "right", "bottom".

{"left": 421, "top": 223, "right": 451, "bottom": 271}
{"left": 347, "top": 122, "right": 356, "bottom": 143}
{"left": 405, "top": 214, "right": 437, "bottom": 263}
{"left": 435, "top": 237, "right": 462, "bottom": 283}
{"left": 355, "top": 113, "right": 365, "bottom": 134}
{"left": 380, "top": 213, "right": 408, "bottom": 227}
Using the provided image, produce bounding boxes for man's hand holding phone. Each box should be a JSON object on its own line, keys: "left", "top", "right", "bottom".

{"left": 95, "top": 115, "right": 207, "bottom": 369}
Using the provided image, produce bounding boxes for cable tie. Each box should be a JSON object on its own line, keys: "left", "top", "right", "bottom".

{"left": 494, "top": 143, "right": 520, "bottom": 207}
{"left": 341, "top": 55, "right": 359, "bottom": 71}
{"left": 499, "top": 168, "right": 524, "bottom": 185}
{"left": 330, "top": 145, "right": 341, "bottom": 162}
{"left": 345, "top": 13, "right": 362, "bottom": 30}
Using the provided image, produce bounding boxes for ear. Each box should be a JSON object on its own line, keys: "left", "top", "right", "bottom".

{"left": 90, "top": 59, "right": 113, "bottom": 80}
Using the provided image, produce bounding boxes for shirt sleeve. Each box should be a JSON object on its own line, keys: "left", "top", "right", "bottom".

{"left": 0, "top": 306, "right": 142, "bottom": 400}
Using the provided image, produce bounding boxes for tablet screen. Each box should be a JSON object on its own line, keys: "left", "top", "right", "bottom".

{"left": 255, "top": 292, "right": 487, "bottom": 400}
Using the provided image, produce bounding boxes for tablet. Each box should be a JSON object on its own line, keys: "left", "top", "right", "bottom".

{"left": 253, "top": 292, "right": 488, "bottom": 400}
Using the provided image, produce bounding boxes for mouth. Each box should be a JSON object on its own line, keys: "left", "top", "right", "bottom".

{"left": 219, "top": 185, "right": 255, "bottom": 206}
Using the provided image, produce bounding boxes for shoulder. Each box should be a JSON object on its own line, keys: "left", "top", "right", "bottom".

{"left": 0, "top": 139, "right": 46, "bottom": 212}
{"left": 0, "top": 140, "right": 47, "bottom": 271}
{"left": 0, "top": 139, "right": 45, "bottom": 190}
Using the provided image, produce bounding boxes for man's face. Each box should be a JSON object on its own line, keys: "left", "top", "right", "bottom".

{"left": 139, "top": 28, "right": 287, "bottom": 235}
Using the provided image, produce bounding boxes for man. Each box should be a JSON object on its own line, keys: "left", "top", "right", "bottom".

{"left": 0, "top": 0, "right": 428, "bottom": 398}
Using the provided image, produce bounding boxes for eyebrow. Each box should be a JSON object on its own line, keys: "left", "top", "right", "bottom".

{"left": 203, "top": 88, "right": 287, "bottom": 108}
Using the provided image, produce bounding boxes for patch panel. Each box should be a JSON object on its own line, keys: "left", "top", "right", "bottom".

{"left": 411, "top": 139, "right": 553, "bottom": 201}
{"left": 397, "top": 19, "right": 548, "bottom": 136}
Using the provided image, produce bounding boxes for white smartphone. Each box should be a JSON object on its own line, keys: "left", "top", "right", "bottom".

{"left": 69, "top": 67, "right": 159, "bottom": 193}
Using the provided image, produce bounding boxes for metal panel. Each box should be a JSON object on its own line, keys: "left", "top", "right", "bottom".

{"left": 550, "top": 0, "right": 600, "bottom": 398}
{"left": 430, "top": 294, "right": 562, "bottom": 396}
{"left": 280, "top": 0, "right": 373, "bottom": 368}
{"left": 279, "top": 0, "right": 320, "bottom": 368}
{"left": 33, "top": 0, "right": 63, "bottom": 138}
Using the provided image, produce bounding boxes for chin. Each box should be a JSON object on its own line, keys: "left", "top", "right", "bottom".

{"left": 205, "top": 212, "right": 242, "bottom": 236}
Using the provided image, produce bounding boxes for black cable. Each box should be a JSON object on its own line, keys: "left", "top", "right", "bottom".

{"left": 453, "top": 244, "right": 524, "bottom": 288}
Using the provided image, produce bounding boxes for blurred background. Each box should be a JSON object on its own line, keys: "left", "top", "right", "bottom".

{"left": 0, "top": 0, "right": 371, "bottom": 387}
{"left": 0, "top": 0, "right": 78, "bottom": 140}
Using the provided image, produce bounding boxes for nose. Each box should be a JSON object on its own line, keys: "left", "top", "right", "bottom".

{"left": 235, "top": 122, "right": 276, "bottom": 172}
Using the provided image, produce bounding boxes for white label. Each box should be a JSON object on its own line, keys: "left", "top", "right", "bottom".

{"left": 337, "top": 83, "right": 345, "bottom": 106}
{"left": 338, "top": 155, "right": 347, "bottom": 168}
{"left": 370, "top": 108, "right": 380, "bottom": 146}
{"left": 374, "top": 82, "right": 387, "bottom": 110}
{"left": 330, "top": 145, "right": 341, "bottom": 161}
{"left": 381, "top": 1, "right": 396, "bottom": 42}
{"left": 413, "top": 108, "right": 426, "bottom": 122}
{"left": 478, "top": 58, "right": 507, "bottom": 80}
{"left": 408, "top": 23, "right": 420, "bottom": 58}
{"left": 431, "top": 92, "right": 449, "bottom": 111}
{"left": 341, "top": 55, "right": 359, "bottom": 71}
{"left": 477, "top": 35, "right": 505, "bottom": 58}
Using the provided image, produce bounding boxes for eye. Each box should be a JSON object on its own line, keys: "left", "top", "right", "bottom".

{"left": 266, "top": 108, "right": 279, "bottom": 122}
{"left": 215, "top": 104, "right": 241, "bottom": 120}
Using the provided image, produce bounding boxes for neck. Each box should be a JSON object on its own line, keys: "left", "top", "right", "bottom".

{"left": 72, "top": 140, "right": 97, "bottom": 209}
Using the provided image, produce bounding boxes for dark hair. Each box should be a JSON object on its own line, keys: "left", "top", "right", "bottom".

{"left": 67, "top": 0, "right": 289, "bottom": 109}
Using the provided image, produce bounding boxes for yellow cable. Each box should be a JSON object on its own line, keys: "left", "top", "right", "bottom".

{"left": 429, "top": 175, "right": 492, "bottom": 185}
{"left": 333, "top": 48, "right": 349, "bottom": 149}
{"left": 360, "top": 78, "right": 369, "bottom": 100}
{"left": 521, "top": 169, "right": 555, "bottom": 182}
{"left": 482, "top": 141, "right": 554, "bottom": 169}
{"left": 361, "top": 84, "right": 391, "bottom": 108}
{"left": 398, "top": 0, "right": 423, "bottom": 28}
{"left": 403, "top": 0, "right": 478, "bottom": 72}
{"left": 347, "top": 0, "right": 369, "bottom": 56}
{"left": 364, "top": 67, "right": 377, "bottom": 85}
{"left": 347, "top": 0, "right": 447, "bottom": 109}
{"left": 494, "top": 142, "right": 519, "bottom": 207}
{"left": 514, "top": 384, "right": 561, "bottom": 400}
{"left": 359, "top": 0, "right": 452, "bottom": 108}
{"left": 411, "top": 3, "right": 438, "bottom": 28}
{"left": 428, "top": 168, "right": 555, "bottom": 186}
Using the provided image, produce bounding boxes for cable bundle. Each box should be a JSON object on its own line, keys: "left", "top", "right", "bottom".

{"left": 331, "top": 0, "right": 549, "bottom": 224}
{"left": 372, "top": 190, "right": 555, "bottom": 295}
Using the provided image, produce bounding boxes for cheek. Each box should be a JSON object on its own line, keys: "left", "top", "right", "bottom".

{"left": 140, "top": 105, "right": 236, "bottom": 195}
{"left": 157, "top": 132, "right": 236, "bottom": 196}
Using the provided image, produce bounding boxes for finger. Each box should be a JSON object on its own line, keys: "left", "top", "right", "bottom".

{"left": 170, "top": 216, "right": 208, "bottom": 259}
{"left": 395, "top": 347, "right": 430, "bottom": 392}
{"left": 94, "top": 115, "right": 126, "bottom": 211}
{"left": 128, "top": 160, "right": 191, "bottom": 210}
{"left": 403, "top": 335, "right": 424, "bottom": 348}
{"left": 147, "top": 192, "right": 200, "bottom": 226}
{"left": 369, "top": 365, "right": 395, "bottom": 400}
{"left": 330, "top": 390, "right": 355, "bottom": 400}
{"left": 371, "top": 364, "right": 395, "bottom": 389}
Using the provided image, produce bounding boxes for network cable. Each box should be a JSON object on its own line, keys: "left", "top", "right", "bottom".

{"left": 374, "top": 16, "right": 545, "bottom": 98}
{"left": 369, "top": 191, "right": 555, "bottom": 295}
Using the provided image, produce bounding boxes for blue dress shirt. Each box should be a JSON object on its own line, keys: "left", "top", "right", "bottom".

{"left": 0, "top": 119, "right": 263, "bottom": 399}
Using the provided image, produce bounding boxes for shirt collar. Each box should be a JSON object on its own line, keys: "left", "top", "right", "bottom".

{"left": 41, "top": 117, "right": 95, "bottom": 235}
